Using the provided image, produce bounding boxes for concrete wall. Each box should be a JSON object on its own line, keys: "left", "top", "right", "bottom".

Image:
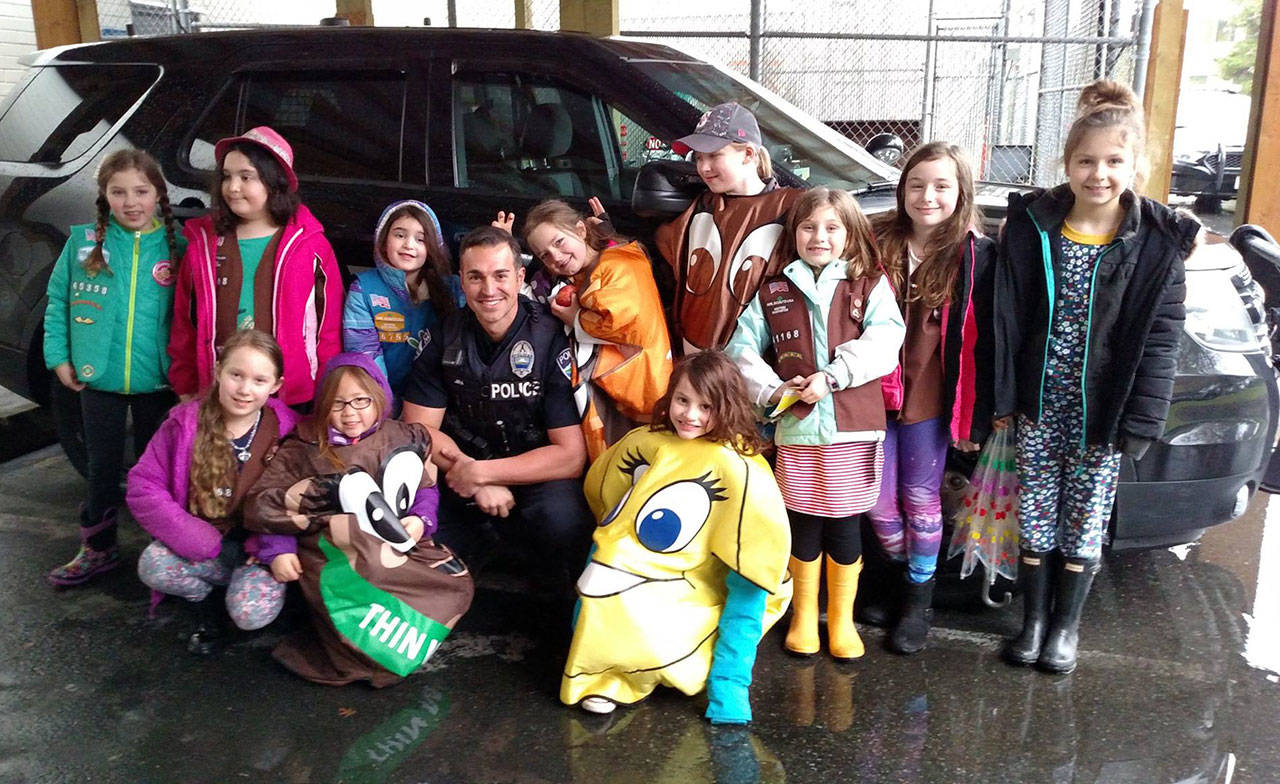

{"left": 0, "top": 0, "right": 36, "bottom": 100}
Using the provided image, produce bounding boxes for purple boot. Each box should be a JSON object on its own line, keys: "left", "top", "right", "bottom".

{"left": 47, "top": 508, "right": 120, "bottom": 587}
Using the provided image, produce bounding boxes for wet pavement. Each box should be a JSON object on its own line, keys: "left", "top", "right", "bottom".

{"left": 3, "top": 442, "right": 1280, "bottom": 784}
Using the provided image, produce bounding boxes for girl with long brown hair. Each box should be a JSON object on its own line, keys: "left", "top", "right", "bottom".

{"left": 728, "top": 187, "right": 905, "bottom": 662}
{"left": 866, "top": 142, "right": 996, "bottom": 656}
{"left": 43, "top": 149, "right": 184, "bottom": 587}
{"left": 343, "top": 200, "right": 460, "bottom": 403}
{"left": 128, "top": 330, "right": 300, "bottom": 655}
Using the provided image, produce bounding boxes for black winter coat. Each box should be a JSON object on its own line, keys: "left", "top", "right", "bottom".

{"left": 994, "top": 185, "right": 1199, "bottom": 458}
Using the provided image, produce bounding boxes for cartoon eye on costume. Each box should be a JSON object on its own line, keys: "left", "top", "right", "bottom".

{"left": 600, "top": 449, "right": 650, "bottom": 526}
{"left": 727, "top": 223, "right": 784, "bottom": 305}
{"left": 338, "top": 469, "right": 414, "bottom": 553}
{"left": 684, "top": 212, "right": 723, "bottom": 295}
{"left": 633, "top": 473, "right": 727, "bottom": 552}
{"left": 381, "top": 447, "right": 424, "bottom": 519}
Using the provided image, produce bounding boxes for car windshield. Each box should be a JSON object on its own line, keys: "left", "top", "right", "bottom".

{"left": 627, "top": 57, "right": 898, "bottom": 192}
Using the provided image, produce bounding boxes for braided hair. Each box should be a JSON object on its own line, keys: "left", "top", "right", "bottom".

{"left": 85, "top": 149, "right": 179, "bottom": 275}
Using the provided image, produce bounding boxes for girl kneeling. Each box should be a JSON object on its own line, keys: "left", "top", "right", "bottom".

{"left": 129, "top": 329, "right": 300, "bottom": 654}
{"left": 245, "top": 354, "right": 474, "bottom": 686}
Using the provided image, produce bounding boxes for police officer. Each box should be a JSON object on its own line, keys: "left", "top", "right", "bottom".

{"left": 402, "top": 225, "right": 591, "bottom": 597}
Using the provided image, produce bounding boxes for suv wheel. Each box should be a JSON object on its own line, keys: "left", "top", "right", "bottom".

{"left": 1194, "top": 195, "right": 1223, "bottom": 215}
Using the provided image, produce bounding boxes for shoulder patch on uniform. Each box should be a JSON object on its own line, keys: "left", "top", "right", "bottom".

{"left": 557, "top": 347, "right": 573, "bottom": 380}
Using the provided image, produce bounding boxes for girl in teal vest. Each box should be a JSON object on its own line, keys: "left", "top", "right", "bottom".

{"left": 43, "top": 149, "right": 184, "bottom": 587}
{"left": 342, "top": 200, "right": 461, "bottom": 403}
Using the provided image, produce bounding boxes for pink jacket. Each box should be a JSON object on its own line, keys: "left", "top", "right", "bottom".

{"left": 167, "top": 205, "right": 345, "bottom": 405}
{"left": 126, "top": 397, "right": 299, "bottom": 563}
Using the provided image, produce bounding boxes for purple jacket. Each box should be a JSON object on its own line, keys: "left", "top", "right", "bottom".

{"left": 126, "top": 397, "right": 300, "bottom": 563}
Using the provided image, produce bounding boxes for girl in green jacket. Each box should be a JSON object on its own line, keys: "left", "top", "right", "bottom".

{"left": 43, "top": 149, "right": 183, "bottom": 587}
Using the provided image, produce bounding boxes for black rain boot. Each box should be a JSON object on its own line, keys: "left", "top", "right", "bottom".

{"left": 1002, "top": 549, "right": 1053, "bottom": 666}
{"left": 1037, "top": 557, "right": 1100, "bottom": 674}
{"left": 187, "top": 592, "right": 225, "bottom": 656}
{"left": 855, "top": 557, "right": 902, "bottom": 628}
{"left": 887, "top": 577, "right": 934, "bottom": 655}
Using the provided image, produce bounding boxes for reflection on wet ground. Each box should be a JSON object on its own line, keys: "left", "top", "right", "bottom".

{"left": 2, "top": 445, "right": 1278, "bottom": 783}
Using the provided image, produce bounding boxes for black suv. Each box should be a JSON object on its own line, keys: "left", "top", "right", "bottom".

{"left": 0, "top": 27, "right": 1275, "bottom": 551}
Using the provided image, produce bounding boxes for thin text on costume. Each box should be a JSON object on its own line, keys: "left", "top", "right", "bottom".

{"left": 357, "top": 602, "right": 438, "bottom": 662}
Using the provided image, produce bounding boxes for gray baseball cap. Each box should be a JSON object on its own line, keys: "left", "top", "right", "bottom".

{"left": 673, "top": 102, "right": 762, "bottom": 155}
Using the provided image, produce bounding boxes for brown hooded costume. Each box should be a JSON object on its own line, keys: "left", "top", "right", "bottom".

{"left": 244, "top": 353, "right": 474, "bottom": 687}
{"left": 655, "top": 184, "right": 802, "bottom": 353}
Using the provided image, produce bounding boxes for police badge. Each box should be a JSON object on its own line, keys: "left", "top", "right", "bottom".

{"left": 510, "top": 340, "right": 535, "bottom": 378}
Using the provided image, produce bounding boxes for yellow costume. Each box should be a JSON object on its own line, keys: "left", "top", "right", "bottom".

{"left": 569, "top": 241, "right": 672, "bottom": 460}
{"left": 561, "top": 428, "right": 791, "bottom": 714}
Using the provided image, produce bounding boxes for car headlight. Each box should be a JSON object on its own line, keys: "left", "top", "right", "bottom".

{"left": 1184, "top": 269, "right": 1259, "bottom": 352}
{"left": 1174, "top": 151, "right": 1202, "bottom": 165}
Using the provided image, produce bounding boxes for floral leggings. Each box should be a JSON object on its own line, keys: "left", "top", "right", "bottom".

{"left": 1015, "top": 235, "right": 1122, "bottom": 561}
{"left": 138, "top": 539, "right": 286, "bottom": 630}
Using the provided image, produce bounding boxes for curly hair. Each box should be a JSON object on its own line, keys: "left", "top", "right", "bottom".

{"left": 188, "top": 330, "right": 284, "bottom": 519}
{"left": 871, "top": 141, "right": 980, "bottom": 309}
{"left": 85, "top": 149, "right": 179, "bottom": 276}
{"left": 650, "top": 350, "right": 764, "bottom": 455}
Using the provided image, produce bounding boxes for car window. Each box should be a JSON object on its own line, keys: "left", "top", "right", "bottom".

{"left": 606, "top": 109, "right": 675, "bottom": 198}
{"left": 452, "top": 71, "right": 617, "bottom": 199}
{"left": 0, "top": 65, "right": 158, "bottom": 164}
{"left": 188, "top": 71, "right": 406, "bottom": 182}
{"left": 629, "top": 60, "right": 893, "bottom": 191}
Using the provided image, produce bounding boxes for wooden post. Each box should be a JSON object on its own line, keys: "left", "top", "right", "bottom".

{"left": 1139, "top": 0, "right": 1187, "bottom": 202}
{"left": 514, "top": 0, "right": 534, "bottom": 30}
{"left": 31, "top": 0, "right": 99, "bottom": 48}
{"left": 335, "top": 0, "right": 373, "bottom": 26}
{"left": 559, "top": 0, "right": 617, "bottom": 37}
{"left": 1239, "top": 0, "right": 1280, "bottom": 231}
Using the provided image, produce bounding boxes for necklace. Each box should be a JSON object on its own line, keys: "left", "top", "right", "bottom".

{"left": 229, "top": 410, "right": 262, "bottom": 463}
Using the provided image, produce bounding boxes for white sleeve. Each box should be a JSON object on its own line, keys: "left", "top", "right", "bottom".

{"left": 724, "top": 295, "right": 785, "bottom": 407}
{"left": 824, "top": 276, "right": 905, "bottom": 390}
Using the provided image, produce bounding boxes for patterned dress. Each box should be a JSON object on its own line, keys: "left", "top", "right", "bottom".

{"left": 1015, "top": 224, "right": 1123, "bottom": 559}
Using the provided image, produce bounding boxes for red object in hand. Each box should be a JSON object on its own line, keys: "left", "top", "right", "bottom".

{"left": 555, "top": 284, "right": 577, "bottom": 307}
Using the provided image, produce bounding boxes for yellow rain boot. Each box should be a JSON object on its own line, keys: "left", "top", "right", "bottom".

{"left": 826, "top": 555, "right": 865, "bottom": 661}
{"left": 784, "top": 555, "right": 822, "bottom": 656}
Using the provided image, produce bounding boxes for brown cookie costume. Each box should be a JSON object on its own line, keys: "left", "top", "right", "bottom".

{"left": 656, "top": 185, "right": 802, "bottom": 354}
{"left": 244, "top": 354, "right": 473, "bottom": 687}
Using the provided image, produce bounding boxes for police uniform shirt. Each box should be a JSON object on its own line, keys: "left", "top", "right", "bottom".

{"left": 403, "top": 302, "right": 580, "bottom": 434}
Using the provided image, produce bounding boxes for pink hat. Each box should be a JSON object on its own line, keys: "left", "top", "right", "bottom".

{"left": 214, "top": 126, "right": 298, "bottom": 193}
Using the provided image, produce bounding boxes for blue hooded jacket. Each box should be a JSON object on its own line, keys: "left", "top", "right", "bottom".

{"left": 342, "top": 200, "right": 463, "bottom": 395}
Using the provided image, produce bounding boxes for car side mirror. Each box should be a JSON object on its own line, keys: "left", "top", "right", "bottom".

{"left": 866, "top": 133, "right": 906, "bottom": 166}
{"left": 632, "top": 159, "right": 704, "bottom": 217}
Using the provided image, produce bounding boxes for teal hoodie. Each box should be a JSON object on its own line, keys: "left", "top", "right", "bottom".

{"left": 43, "top": 217, "right": 185, "bottom": 394}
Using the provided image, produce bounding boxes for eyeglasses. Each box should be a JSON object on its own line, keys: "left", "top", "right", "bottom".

{"left": 331, "top": 396, "right": 374, "bottom": 412}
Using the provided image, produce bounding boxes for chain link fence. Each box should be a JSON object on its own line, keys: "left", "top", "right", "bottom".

{"left": 89, "top": 0, "right": 1142, "bottom": 186}
{"left": 620, "top": 0, "right": 1142, "bottom": 186}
